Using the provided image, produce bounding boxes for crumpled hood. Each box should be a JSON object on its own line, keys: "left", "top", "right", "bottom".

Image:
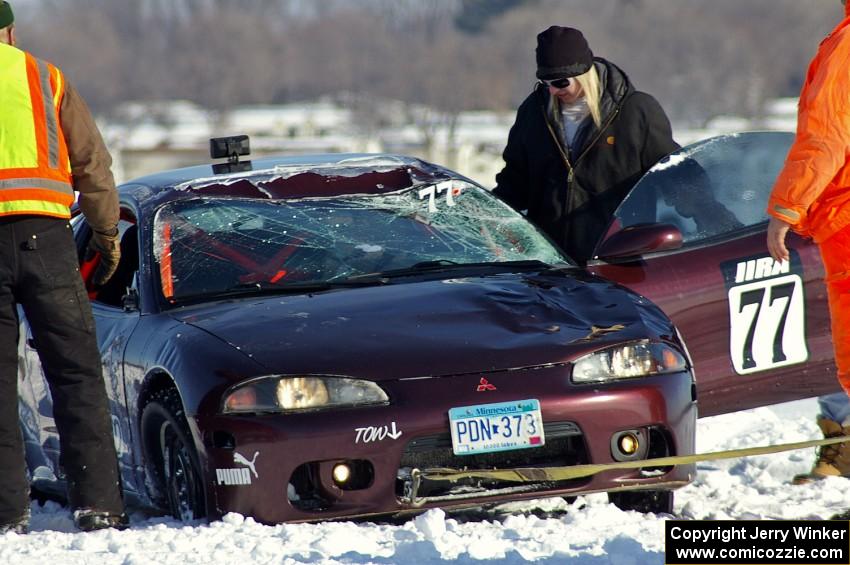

{"left": 169, "top": 272, "right": 674, "bottom": 380}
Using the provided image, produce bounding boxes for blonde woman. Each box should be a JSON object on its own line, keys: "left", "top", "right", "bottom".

{"left": 494, "top": 26, "right": 678, "bottom": 264}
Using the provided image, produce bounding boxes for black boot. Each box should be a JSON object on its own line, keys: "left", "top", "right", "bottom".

{"left": 74, "top": 509, "right": 129, "bottom": 532}
{"left": 0, "top": 508, "right": 30, "bottom": 534}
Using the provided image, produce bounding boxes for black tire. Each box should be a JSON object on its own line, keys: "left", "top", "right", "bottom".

{"left": 608, "top": 490, "right": 673, "bottom": 514}
{"left": 141, "top": 389, "right": 206, "bottom": 521}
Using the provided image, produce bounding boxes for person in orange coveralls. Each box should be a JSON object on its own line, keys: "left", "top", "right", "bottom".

{"left": 767, "top": 0, "right": 850, "bottom": 485}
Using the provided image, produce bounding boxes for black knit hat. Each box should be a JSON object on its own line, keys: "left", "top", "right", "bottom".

{"left": 536, "top": 26, "right": 593, "bottom": 80}
{"left": 0, "top": 2, "right": 13, "bottom": 29}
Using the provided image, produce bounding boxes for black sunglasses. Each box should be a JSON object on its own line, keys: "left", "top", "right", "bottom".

{"left": 540, "top": 77, "right": 572, "bottom": 89}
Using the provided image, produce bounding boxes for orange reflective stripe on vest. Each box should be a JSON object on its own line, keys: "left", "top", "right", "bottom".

{"left": 0, "top": 42, "right": 73, "bottom": 219}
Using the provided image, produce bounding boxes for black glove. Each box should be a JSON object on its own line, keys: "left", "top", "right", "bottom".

{"left": 86, "top": 226, "right": 121, "bottom": 286}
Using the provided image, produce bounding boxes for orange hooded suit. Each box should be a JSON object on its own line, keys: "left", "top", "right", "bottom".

{"left": 768, "top": 3, "right": 850, "bottom": 391}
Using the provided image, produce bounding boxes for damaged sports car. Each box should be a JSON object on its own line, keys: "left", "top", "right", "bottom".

{"left": 19, "top": 140, "right": 697, "bottom": 523}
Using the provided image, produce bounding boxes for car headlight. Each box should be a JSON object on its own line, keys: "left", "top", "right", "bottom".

{"left": 222, "top": 376, "right": 389, "bottom": 413}
{"left": 571, "top": 340, "right": 688, "bottom": 384}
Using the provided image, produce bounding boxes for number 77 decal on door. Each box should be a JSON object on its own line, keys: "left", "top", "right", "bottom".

{"left": 720, "top": 251, "right": 808, "bottom": 375}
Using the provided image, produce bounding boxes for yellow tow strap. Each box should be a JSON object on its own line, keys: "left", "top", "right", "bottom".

{"left": 420, "top": 435, "right": 850, "bottom": 483}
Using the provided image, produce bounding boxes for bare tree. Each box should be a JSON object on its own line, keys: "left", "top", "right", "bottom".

{"left": 14, "top": 0, "right": 840, "bottom": 126}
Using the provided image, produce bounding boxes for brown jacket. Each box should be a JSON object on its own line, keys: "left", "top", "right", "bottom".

{"left": 60, "top": 81, "right": 119, "bottom": 232}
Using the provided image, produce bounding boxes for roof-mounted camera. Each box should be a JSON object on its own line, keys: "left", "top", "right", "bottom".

{"left": 210, "top": 135, "right": 252, "bottom": 174}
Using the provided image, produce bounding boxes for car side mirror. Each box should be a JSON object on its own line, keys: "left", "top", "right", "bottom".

{"left": 595, "top": 223, "right": 683, "bottom": 260}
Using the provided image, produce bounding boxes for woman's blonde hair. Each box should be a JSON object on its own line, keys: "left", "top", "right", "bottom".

{"left": 573, "top": 65, "right": 602, "bottom": 128}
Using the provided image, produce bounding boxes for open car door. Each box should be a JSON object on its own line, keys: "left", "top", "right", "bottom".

{"left": 587, "top": 132, "right": 839, "bottom": 417}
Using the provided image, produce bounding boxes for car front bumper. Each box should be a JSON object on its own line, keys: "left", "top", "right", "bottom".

{"left": 197, "top": 365, "right": 697, "bottom": 523}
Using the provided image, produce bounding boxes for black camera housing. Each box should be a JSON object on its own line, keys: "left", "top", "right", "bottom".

{"left": 210, "top": 135, "right": 250, "bottom": 159}
{"left": 210, "top": 135, "right": 252, "bottom": 174}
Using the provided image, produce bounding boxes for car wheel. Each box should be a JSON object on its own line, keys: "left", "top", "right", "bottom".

{"left": 608, "top": 490, "right": 673, "bottom": 514}
{"left": 141, "top": 389, "right": 206, "bottom": 521}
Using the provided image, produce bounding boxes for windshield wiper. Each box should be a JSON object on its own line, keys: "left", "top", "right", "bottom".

{"left": 348, "top": 259, "right": 559, "bottom": 281}
{"left": 169, "top": 278, "right": 385, "bottom": 303}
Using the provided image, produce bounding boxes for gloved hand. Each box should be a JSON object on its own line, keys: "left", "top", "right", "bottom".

{"left": 87, "top": 226, "right": 121, "bottom": 286}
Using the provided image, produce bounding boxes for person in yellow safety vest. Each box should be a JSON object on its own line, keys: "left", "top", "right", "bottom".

{"left": 0, "top": 1, "right": 127, "bottom": 532}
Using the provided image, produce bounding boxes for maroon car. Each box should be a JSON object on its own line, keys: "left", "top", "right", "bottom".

{"left": 587, "top": 131, "right": 838, "bottom": 417}
{"left": 19, "top": 143, "right": 696, "bottom": 524}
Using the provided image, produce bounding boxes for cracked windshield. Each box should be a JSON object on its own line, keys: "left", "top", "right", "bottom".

{"left": 154, "top": 182, "right": 568, "bottom": 302}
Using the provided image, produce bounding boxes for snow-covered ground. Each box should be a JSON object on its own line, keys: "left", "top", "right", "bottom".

{"left": 2, "top": 397, "right": 846, "bottom": 565}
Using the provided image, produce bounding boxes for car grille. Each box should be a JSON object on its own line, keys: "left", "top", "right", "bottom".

{"left": 396, "top": 421, "right": 590, "bottom": 500}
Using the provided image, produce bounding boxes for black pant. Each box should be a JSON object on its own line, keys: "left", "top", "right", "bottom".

{"left": 0, "top": 216, "right": 123, "bottom": 522}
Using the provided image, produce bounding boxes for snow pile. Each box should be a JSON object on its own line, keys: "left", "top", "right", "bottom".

{"left": 3, "top": 397, "right": 848, "bottom": 565}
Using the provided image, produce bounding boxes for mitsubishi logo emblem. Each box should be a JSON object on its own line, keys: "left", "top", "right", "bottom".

{"left": 476, "top": 377, "right": 497, "bottom": 392}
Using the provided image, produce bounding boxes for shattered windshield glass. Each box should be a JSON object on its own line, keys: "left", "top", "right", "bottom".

{"left": 153, "top": 182, "right": 569, "bottom": 302}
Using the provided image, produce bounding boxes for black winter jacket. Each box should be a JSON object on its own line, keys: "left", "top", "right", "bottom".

{"left": 493, "top": 58, "right": 678, "bottom": 264}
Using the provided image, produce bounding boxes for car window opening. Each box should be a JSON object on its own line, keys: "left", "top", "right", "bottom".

{"left": 84, "top": 214, "right": 140, "bottom": 307}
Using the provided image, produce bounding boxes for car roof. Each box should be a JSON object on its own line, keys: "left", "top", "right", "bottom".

{"left": 120, "top": 152, "right": 465, "bottom": 214}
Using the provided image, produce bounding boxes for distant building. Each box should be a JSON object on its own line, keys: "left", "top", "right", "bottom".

{"left": 100, "top": 96, "right": 799, "bottom": 187}
{"left": 222, "top": 101, "right": 353, "bottom": 139}
{"left": 101, "top": 98, "right": 514, "bottom": 186}
{"left": 673, "top": 97, "right": 798, "bottom": 146}
{"left": 759, "top": 97, "right": 799, "bottom": 132}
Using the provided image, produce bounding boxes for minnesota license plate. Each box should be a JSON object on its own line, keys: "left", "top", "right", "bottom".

{"left": 448, "top": 399, "right": 545, "bottom": 456}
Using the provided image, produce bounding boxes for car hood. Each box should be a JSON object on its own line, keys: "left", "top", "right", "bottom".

{"left": 168, "top": 272, "right": 674, "bottom": 380}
